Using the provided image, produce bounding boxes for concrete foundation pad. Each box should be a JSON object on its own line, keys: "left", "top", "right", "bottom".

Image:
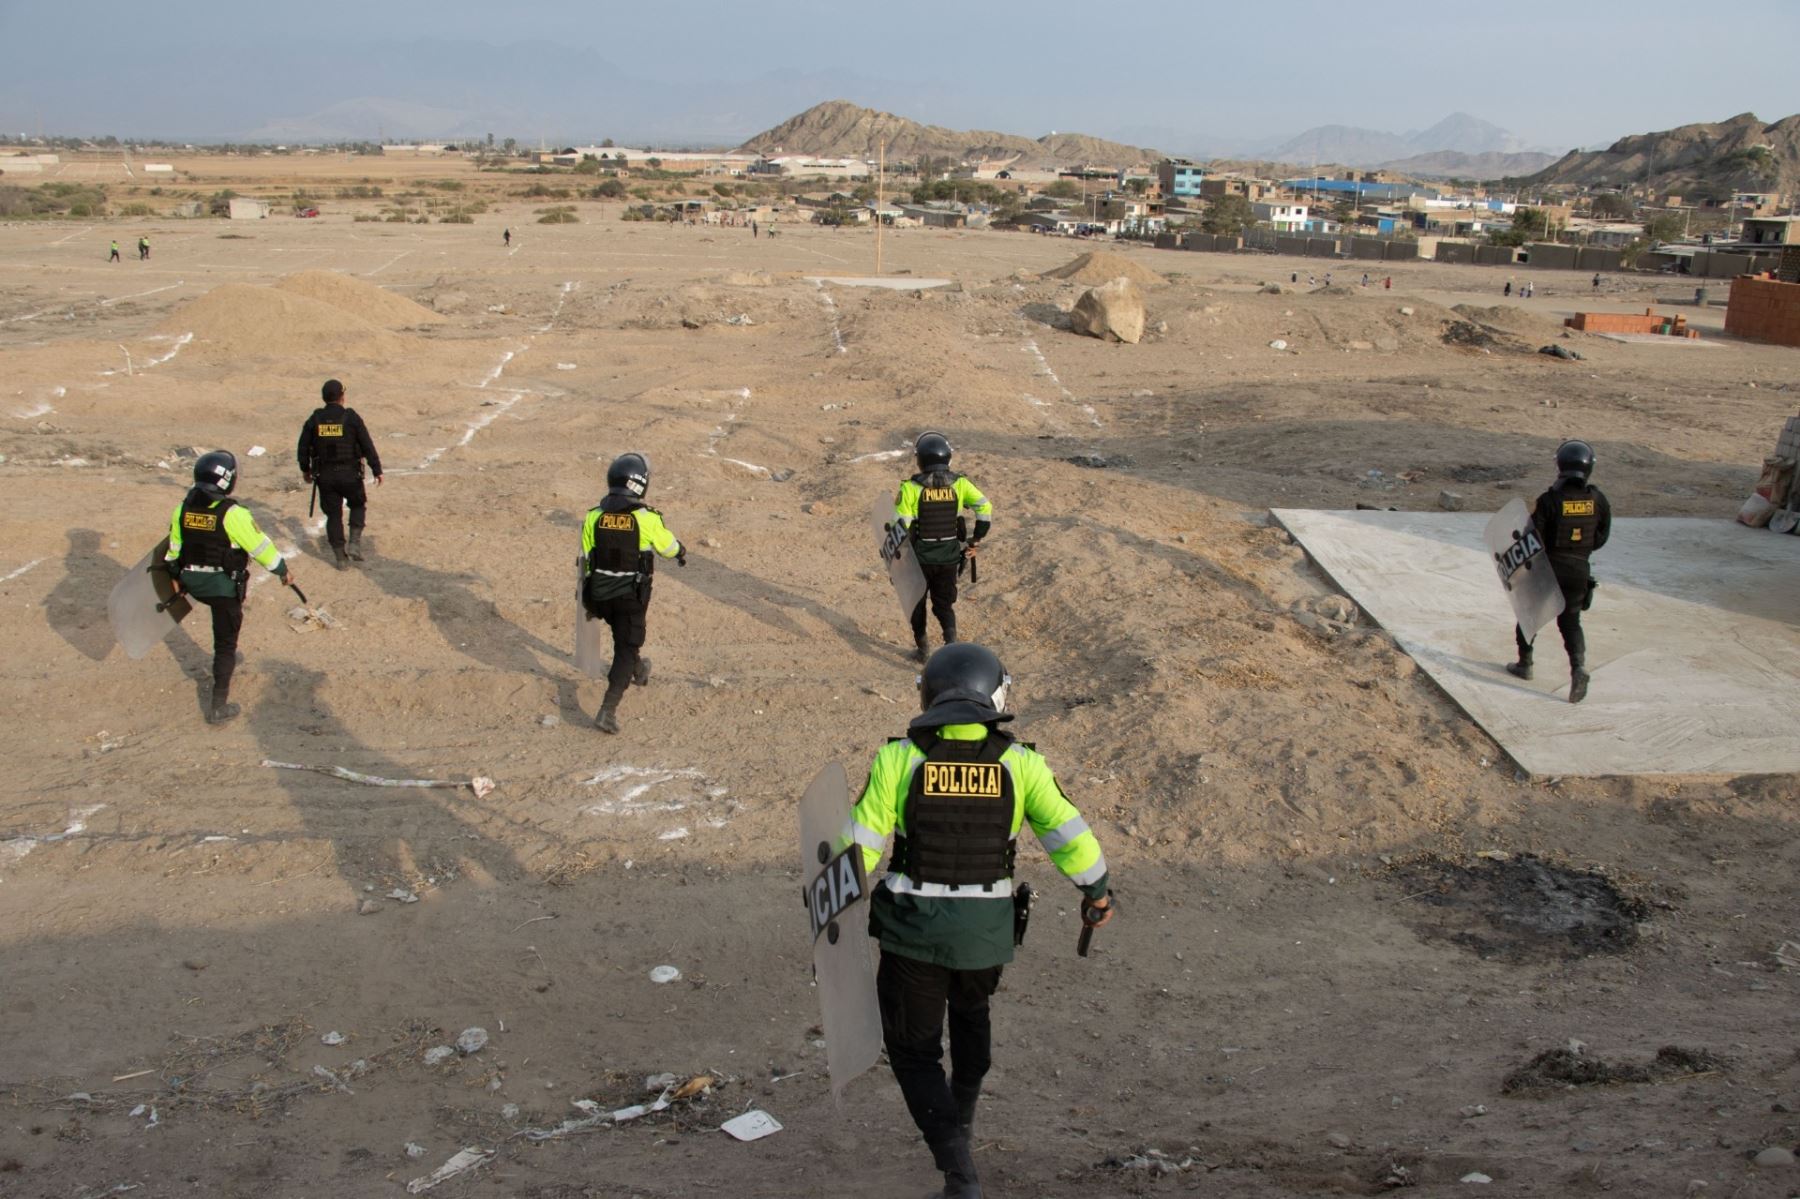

{"left": 1592, "top": 333, "right": 1720, "bottom": 346}
{"left": 805, "top": 275, "right": 953, "bottom": 290}
{"left": 1273, "top": 510, "right": 1800, "bottom": 777}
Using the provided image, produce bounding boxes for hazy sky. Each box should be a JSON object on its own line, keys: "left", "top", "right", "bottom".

{"left": 2, "top": 0, "right": 1796, "bottom": 151}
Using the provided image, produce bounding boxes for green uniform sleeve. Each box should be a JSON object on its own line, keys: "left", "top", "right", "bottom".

{"left": 1011, "top": 746, "right": 1108, "bottom": 897}
{"left": 843, "top": 740, "right": 914, "bottom": 873}
{"left": 223, "top": 505, "right": 286, "bottom": 576}
{"left": 893, "top": 479, "right": 921, "bottom": 529}
{"left": 165, "top": 504, "right": 184, "bottom": 565}
{"left": 956, "top": 476, "right": 993, "bottom": 520}
{"left": 637, "top": 509, "right": 681, "bottom": 559}
{"left": 580, "top": 508, "right": 600, "bottom": 569}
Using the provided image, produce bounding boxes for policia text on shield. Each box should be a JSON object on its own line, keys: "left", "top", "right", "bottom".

{"left": 832, "top": 643, "right": 1113, "bottom": 1199}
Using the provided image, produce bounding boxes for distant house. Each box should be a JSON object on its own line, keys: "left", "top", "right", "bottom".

{"left": 897, "top": 202, "right": 967, "bottom": 228}
{"left": 1740, "top": 216, "right": 1800, "bottom": 246}
{"left": 227, "top": 198, "right": 269, "bottom": 220}
{"left": 1157, "top": 158, "right": 1205, "bottom": 199}
{"left": 1201, "top": 177, "right": 1266, "bottom": 202}
{"left": 1252, "top": 201, "right": 1310, "bottom": 233}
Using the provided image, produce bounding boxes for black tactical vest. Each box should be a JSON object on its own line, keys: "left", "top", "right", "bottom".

{"left": 893, "top": 732, "right": 1017, "bottom": 889}
{"left": 309, "top": 406, "right": 357, "bottom": 471}
{"left": 1548, "top": 482, "right": 1601, "bottom": 555}
{"left": 176, "top": 495, "right": 247, "bottom": 574}
{"left": 911, "top": 470, "right": 963, "bottom": 544}
{"left": 585, "top": 503, "right": 648, "bottom": 603}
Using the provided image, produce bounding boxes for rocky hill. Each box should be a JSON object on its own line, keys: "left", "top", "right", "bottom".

{"left": 1379, "top": 149, "right": 1559, "bottom": 180}
{"left": 1524, "top": 112, "right": 1800, "bottom": 199}
{"left": 737, "top": 100, "right": 1158, "bottom": 167}
{"left": 1266, "top": 112, "right": 1539, "bottom": 168}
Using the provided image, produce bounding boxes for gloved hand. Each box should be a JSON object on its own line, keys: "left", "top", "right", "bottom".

{"left": 1081, "top": 893, "right": 1115, "bottom": 928}
{"left": 302, "top": 471, "right": 312, "bottom": 484}
{"left": 676, "top": 545, "right": 688, "bottom": 567}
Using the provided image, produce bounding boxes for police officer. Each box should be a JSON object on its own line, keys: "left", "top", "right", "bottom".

{"left": 894, "top": 432, "right": 992, "bottom": 663}
{"left": 296, "top": 379, "right": 383, "bottom": 569}
{"left": 163, "top": 451, "right": 296, "bottom": 725}
{"left": 842, "top": 643, "right": 1113, "bottom": 1199}
{"left": 581, "top": 452, "right": 686, "bottom": 733}
{"left": 1506, "top": 439, "right": 1611, "bottom": 703}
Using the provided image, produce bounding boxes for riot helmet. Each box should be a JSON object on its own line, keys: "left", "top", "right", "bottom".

{"left": 607, "top": 452, "right": 651, "bottom": 498}
{"left": 1554, "top": 439, "right": 1595, "bottom": 483}
{"left": 915, "top": 431, "right": 953, "bottom": 472}
{"left": 194, "top": 450, "right": 238, "bottom": 498}
{"left": 914, "top": 642, "right": 1013, "bottom": 729}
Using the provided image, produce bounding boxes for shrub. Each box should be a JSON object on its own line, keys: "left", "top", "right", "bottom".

{"left": 591, "top": 178, "right": 627, "bottom": 199}
{"left": 537, "top": 205, "right": 579, "bottom": 224}
{"left": 440, "top": 212, "right": 474, "bottom": 223}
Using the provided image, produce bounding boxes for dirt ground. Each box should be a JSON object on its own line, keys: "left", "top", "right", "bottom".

{"left": 2, "top": 206, "right": 1798, "bottom": 1199}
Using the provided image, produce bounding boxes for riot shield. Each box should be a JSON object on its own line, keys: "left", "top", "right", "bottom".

{"left": 574, "top": 556, "right": 607, "bottom": 677}
{"left": 1485, "top": 498, "right": 1565, "bottom": 639}
{"left": 871, "top": 495, "right": 927, "bottom": 620}
{"left": 798, "top": 761, "right": 881, "bottom": 1102}
{"left": 108, "top": 537, "right": 191, "bottom": 659}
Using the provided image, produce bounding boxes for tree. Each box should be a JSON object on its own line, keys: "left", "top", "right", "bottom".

{"left": 1589, "top": 192, "right": 1633, "bottom": 219}
{"left": 592, "top": 178, "right": 627, "bottom": 199}
{"left": 646, "top": 157, "right": 662, "bottom": 169}
{"left": 1643, "top": 213, "right": 1685, "bottom": 244}
{"left": 503, "top": 137, "right": 517, "bottom": 155}
{"left": 1123, "top": 177, "right": 1147, "bottom": 196}
{"left": 1202, "top": 194, "right": 1254, "bottom": 235}
{"left": 574, "top": 155, "right": 602, "bottom": 175}
{"left": 601, "top": 138, "right": 615, "bottom": 148}
{"left": 1043, "top": 179, "right": 1080, "bottom": 200}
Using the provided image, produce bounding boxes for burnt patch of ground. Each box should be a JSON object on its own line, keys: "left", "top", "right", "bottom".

{"left": 1502, "top": 1045, "right": 1726, "bottom": 1095}
{"left": 1393, "top": 853, "right": 1649, "bottom": 961}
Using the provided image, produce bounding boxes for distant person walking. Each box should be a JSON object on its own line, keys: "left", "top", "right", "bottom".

{"left": 108, "top": 240, "right": 121, "bottom": 263}
{"left": 138, "top": 236, "right": 150, "bottom": 261}
{"left": 752, "top": 220, "right": 759, "bottom": 238}
{"left": 503, "top": 228, "right": 511, "bottom": 247}
{"left": 1504, "top": 280, "right": 1512, "bottom": 297}
{"left": 1384, "top": 276, "right": 1391, "bottom": 290}
{"left": 1361, "top": 273, "right": 1369, "bottom": 287}
{"left": 1591, "top": 272, "right": 1601, "bottom": 290}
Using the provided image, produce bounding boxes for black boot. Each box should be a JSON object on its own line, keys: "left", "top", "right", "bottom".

{"left": 207, "top": 682, "right": 239, "bottom": 726}
{"left": 1505, "top": 657, "right": 1533, "bottom": 680}
{"left": 914, "top": 635, "right": 929, "bottom": 664}
{"left": 941, "top": 623, "right": 958, "bottom": 646}
{"left": 951, "top": 1081, "right": 980, "bottom": 1141}
{"left": 332, "top": 544, "right": 350, "bottom": 571}
{"left": 633, "top": 656, "right": 652, "bottom": 686}
{"left": 927, "top": 1132, "right": 982, "bottom": 1199}
{"left": 595, "top": 683, "right": 628, "bottom": 733}
{"left": 347, "top": 531, "right": 365, "bottom": 562}
{"left": 1569, "top": 661, "right": 1589, "bottom": 704}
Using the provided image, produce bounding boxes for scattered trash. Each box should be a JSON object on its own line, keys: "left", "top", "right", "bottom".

{"left": 1538, "top": 344, "right": 1584, "bottom": 361}
{"left": 724, "top": 314, "right": 755, "bottom": 326}
{"left": 262, "top": 760, "right": 491, "bottom": 795}
{"left": 1268, "top": 339, "right": 1288, "bottom": 351}
{"left": 470, "top": 777, "right": 496, "bottom": 799}
{"left": 404, "top": 1143, "right": 427, "bottom": 1159}
{"left": 128, "top": 1103, "right": 160, "bottom": 1129}
{"left": 1474, "top": 849, "right": 1511, "bottom": 862}
{"left": 456, "top": 1027, "right": 490, "bottom": 1056}
{"left": 1399, "top": 306, "right": 1415, "bottom": 316}
{"left": 1461, "top": 1172, "right": 1493, "bottom": 1184}
{"left": 423, "top": 1046, "right": 458, "bottom": 1067}
{"left": 312, "top": 1064, "right": 352, "bottom": 1094}
{"left": 673, "top": 1074, "right": 715, "bottom": 1100}
{"left": 501, "top": 1103, "right": 521, "bottom": 1121}
{"left": 611, "top": 1086, "right": 673, "bottom": 1124}
{"left": 645, "top": 1072, "right": 677, "bottom": 1091}
{"left": 246, "top": 446, "right": 266, "bottom": 457}
{"left": 721, "top": 1110, "right": 782, "bottom": 1142}
{"left": 1098, "top": 1148, "right": 1195, "bottom": 1175}
{"left": 406, "top": 1147, "right": 494, "bottom": 1194}
{"left": 1438, "top": 490, "right": 1466, "bottom": 512}
{"left": 555, "top": 363, "right": 577, "bottom": 370}
{"left": 286, "top": 604, "right": 339, "bottom": 630}
{"left": 321, "top": 1031, "right": 347, "bottom": 1046}
{"left": 358, "top": 898, "right": 382, "bottom": 915}
{"left": 388, "top": 888, "right": 419, "bottom": 904}
{"left": 649, "top": 965, "right": 682, "bottom": 984}
{"left": 1460, "top": 1104, "right": 1487, "bottom": 1118}
{"left": 1773, "top": 941, "right": 1800, "bottom": 970}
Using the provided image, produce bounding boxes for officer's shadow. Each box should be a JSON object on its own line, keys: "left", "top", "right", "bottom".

{"left": 250, "top": 660, "right": 524, "bottom": 891}
{"left": 676, "top": 555, "right": 908, "bottom": 667}
{"left": 50, "top": 528, "right": 214, "bottom": 716}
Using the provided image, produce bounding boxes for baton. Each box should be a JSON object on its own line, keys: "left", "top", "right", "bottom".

{"left": 971, "top": 555, "right": 979, "bottom": 585}
{"left": 1077, "top": 923, "right": 1095, "bottom": 957}
{"left": 288, "top": 581, "right": 310, "bottom": 605}
{"left": 308, "top": 477, "right": 317, "bottom": 518}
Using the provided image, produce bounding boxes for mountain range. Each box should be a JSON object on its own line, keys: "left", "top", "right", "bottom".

{"left": 737, "top": 101, "right": 1156, "bottom": 167}
{"left": 1261, "top": 112, "right": 1555, "bottom": 172}
{"left": 1524, "top": 111, "right": 1800, "bottom": 199}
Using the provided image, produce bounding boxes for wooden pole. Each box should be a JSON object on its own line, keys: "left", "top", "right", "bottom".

{"left": 875, "top": 139, "right": 885, "bottom": 276}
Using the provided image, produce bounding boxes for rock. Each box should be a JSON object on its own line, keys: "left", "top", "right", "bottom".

{"left": 1399, "top": 306, "right": 1415, "bottom": 316}
{"left": 357, "top": 898, "right": 382, "bottom": 915}
{"left": 321, "top": 1031, "right": 347, "bottom": 1046}
{"left": 1439, "top": 490, "right": 1466, "bottom": 511}
{"left": 700, "top": 536, "right": 721, "bottom": 549}
{"left": 456, "top": 1027, "right": 490, "bottom": 1055}
{"left": 1460, "top": 1172, "right": 1492, "bottom": 1184}
{"left": 800, "top": 501, "right": 830, "bottom": 515}
{"left": 1348, "top": 339, "right": 1374, "bottom": 351}
{"left": 423, "top": 1046, "right": 457, "bottom": 1067}
{"left": 501, "top": 1103, "right": 521, "bottom": 1121}
{"left": 1268, "top": 339, "right": 1288, "bottom": 351}
{"left": 680, "top": 316, "right": 703, "bottom": 329}
{"left": 538, "top": 714, "right": 559, "bottom": 728}
{"left": 405, "top": 1142, "right": 427, "bottom": 1159}
{"left": 1325, "top": 1131, "right": 1353, "bottom": 1149}
{"left": 1069, "top": 277, "right": 1146, "bottom": 344}
{"left": 1259, "top": 283, "right": 1286, "bottom": 294}
{"left": 1753, "top": 1147, "right": 1796, "bottom": 1167}
{"left": 1153, "top": 320, "right": 1169, "bottom": 334}
{"left": 1066, "top": 454, "right": 1109, "bottom": 469}
{"left": 770, "top": 468, "right": 795, "bottom": 483}
{"left": 1311, "top": 595, "right": 1357, "bottom": 624}
{"left": 182, "top": 958, "right": 208, "bottom": 972}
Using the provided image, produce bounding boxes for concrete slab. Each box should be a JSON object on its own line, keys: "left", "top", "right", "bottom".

{"left": 1273, "top": 510, "right": 1800, "bottom": 777}
{"left": 805, "top": 275, "right": 953, "bottom": 290}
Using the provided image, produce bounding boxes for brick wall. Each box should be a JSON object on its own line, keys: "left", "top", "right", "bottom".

{"left": 1564, "top": 308, "right": 1699, "bottom": 337}
{"left": 1725, "top": 275, "right": 1800, "bottom": 348}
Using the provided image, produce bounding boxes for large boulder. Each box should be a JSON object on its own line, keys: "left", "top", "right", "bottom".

{"left": 1069, "top": 277, "right": 1146, "bottom": 344}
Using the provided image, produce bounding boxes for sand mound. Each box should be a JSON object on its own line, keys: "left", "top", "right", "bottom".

{"left": 1043, "top": 250, "right": 1165, "bottom": 288}
{"left": 162, "top": 283, "right": 409, "bottom": 359}
{"left": 273, "top": 270, "right": 445, "bottom": 328}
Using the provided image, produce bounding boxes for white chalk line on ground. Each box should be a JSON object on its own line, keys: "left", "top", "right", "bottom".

{"left": 2, "top": 278, "right": 186, "bottom": 325}
{"left": 578, "top": 765, "right": 732, "bottom": 835}
{"left": 364, "top": 251, "right": 411, "bottom": 277}
{"left": 812, "top": 280, "right": 848, "bottom": 354}
{"left": 413, "top": 281, "right": 579, "bottom": 471}
{"left": 1020, "top": 330, "right": 1101, "bottom": 428}
{"left": 50, "top": 225, "right": 96, "bottom": 246}
{"left": 97, "top": 332, "right": 192, "bottom": 378}
{"left": 1, "top": 803, "right": 106, "bottom": 863}
{"left": 0, "top": 558, "right": 45, "bottom": 583}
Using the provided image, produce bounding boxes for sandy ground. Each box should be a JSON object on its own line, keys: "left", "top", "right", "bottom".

{"left": 2, "top": 209, "right": 1798, "bottom": 1199}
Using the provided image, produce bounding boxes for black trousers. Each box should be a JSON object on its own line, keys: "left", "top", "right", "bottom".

{"left": 317, "top": 475, "right": 367, "bottom": 549}
{"left": 877, "top": 950, "right": 1002, "bottom": 1150}
{"left": 1515, "top": 556, "right": 1591, "bottom": 668}
{"left": 588, "top": 579, "right": 652, "bottom": 694}
{"left": 195, "top": 595, "right": 244, "bottom": 694}
{"left": 910, "top": 562, "right": 960, "bottom": 640}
